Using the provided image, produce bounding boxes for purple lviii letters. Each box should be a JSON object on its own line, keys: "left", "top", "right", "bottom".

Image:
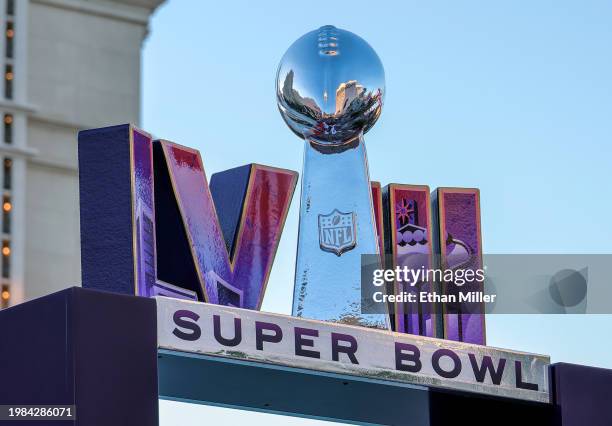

{"left": 371, "top": 184, "right": 485, "bottom": 345}
{"left": 433, "top": 188, "right": 485, "bottom": 344}
{"left": 79, "top": 124, "right": 297, "bottom": 310}
{"left": 79, "top": 124, "right": 483, "bottom": 344}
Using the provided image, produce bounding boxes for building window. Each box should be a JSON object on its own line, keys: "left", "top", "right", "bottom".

{"left": 5, "top": 21, "right": 13, "bottom": 59}
{"left": 1, "top": 240, "right": 9, "bottom": 278}
{"left": 4, "top": 114, "right": 12, "bottom": 143}
{"left": 3, "top": 158, "right": 11, "bottom": 190}
{"left": 4, "top": 64, "right": 12, "bottom": 99}
{"left": 6, "top": 0, "right": 14, "bottom": 16}
{"left": 2, "top": 195, "right": 10, "bottom": 234}
{"left": 1, "top": 283, "right": 8, "bottom": 307}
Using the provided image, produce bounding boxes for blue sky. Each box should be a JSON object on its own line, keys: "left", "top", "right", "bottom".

{"left": 142, "top": 1, "right": 612, "bottom": 423}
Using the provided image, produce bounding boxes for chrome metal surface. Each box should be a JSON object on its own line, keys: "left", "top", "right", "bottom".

{"left": 276, "top": 25, "right": 384, "bottom": 146}
{"left": 293, "top": 137, "right": 386, "bottom": 328}
{"left": 277, "top": 26, "right": 387, "bottom": 328}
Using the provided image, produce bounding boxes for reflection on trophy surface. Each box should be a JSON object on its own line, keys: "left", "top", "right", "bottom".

{"left": 276, "top": 25, "right": 388, "bottom": 329}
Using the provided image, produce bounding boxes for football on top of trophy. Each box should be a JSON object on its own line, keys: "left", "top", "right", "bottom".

{"left": 276, "top": 25, "right": 385, "bottom": 146}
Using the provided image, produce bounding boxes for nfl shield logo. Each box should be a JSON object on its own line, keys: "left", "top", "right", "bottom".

{"left": 318, "top": 209, "right": 357, "bottom": 256}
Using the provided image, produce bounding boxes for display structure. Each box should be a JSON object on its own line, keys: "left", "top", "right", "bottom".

{"left": 0, "top": 25, "right": 610, "bottom": 426}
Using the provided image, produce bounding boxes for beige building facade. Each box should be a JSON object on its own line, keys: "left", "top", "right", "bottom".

{"left": 0, "top": 0, "right": 164, "bottom": 308}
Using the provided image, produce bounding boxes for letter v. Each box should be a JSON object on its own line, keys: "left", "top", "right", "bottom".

{"left": 157, "top": 140, "right": 297, "bottom": 310}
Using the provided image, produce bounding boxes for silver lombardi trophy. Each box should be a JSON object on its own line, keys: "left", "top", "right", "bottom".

{"left": 276, "top": 25, "right": 388, "bottom": 329}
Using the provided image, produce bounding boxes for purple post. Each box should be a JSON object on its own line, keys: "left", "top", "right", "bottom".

{"left": 433, "top": 187, "right": 485, "bottom": 345}
{"left": 384, "top": 184, "right": 437, "bottom": 337}
{"left": 0, "top": 287, "right": 158, "bottom": 426}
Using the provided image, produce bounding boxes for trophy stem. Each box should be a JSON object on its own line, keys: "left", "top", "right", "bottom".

{"left": 292, "top": 134, "right": 389, "bottom": 329}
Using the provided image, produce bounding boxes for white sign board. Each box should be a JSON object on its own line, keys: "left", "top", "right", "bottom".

{"left": 156, "top": 297, "right": 550, "bottom": 403}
